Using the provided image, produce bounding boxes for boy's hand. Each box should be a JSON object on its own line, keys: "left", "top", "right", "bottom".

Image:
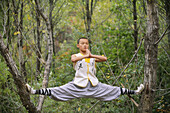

{"left": 85, "top": 49, "right": 92, "bottom": 58}
{"left": 86, "top": 49, "right": 107, "bottom": 62}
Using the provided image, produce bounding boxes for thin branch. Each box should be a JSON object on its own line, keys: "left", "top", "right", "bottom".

{"left": 160, "top": 45, "right": 170, "bottom": 60}
{"left": 0, "top": 34, "right": 38, "bottom": 113}
{"left": 154, "top": 100, "right": 162, "bottom": 104}
{"left": 52, "top": 1, "right": 66, "bottom": 20}
{"left": 82, "top": 3, "right": 88, "bottom": 33}
{"left": 0, "top": 3, "right": 10, "bottom": 37}
{"left": 165, "top": 30, "right": 170, "bottom": 35}
{"left": 85, "top": 38, "right": 144, "bottom": 113}
{"left": 112, "top": 38, "right": 144, "bottom": 85}
{"left": 17, "top": 26, "right": 46, "bottom": 66}
{"left": 34, "top": 0, "right": 48, "bottom": 22}
{"left": 94, "top": 42, "right": 112, "bottom": 84}
{"left": 152, "top": 88, "right": 170, "bottom": 92}
{"left": 85, "top": 100, "right": 100, "bottom": 113}
{"left": 121, "top": 83, "right": 139, "bottom": 107}
{"left": 94, "top": 12, "right": 113, "bottom": 29}
{"left": 96, "top": 64, "right": 111, "bottom": 85}
{"left": 101, "top": 45, "right": 115, "bottom": 77}
{"left": 155, "top": 24, "right": 170, "bottom": 45}
{"left": 0, "top": 95, "right": 22, "bottom": 109}
{"left": 159, "top": 64, "right": 170, "bottom": 75}
{"left": 155, "top": 91, "right": 170, "bottom": 98}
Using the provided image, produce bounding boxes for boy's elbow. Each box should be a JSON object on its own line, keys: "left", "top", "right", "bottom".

{"left": 71, "top": 59, "right": 75, "bottom": 62}
{"left": 71, "top": 58, "right": 77, "bottom": 63}
{"left": 71, "top": 55, "right": 76, "bottom": 62}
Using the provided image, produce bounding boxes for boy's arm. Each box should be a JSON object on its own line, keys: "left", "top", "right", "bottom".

{"left": 71, "top": 49, "right": 107, "bottom": 63}
{"left": 71, "top": 54, "right": 89, "bottom": 63}
{"left": 90, "top": 54, "right": 107, "bottom": 62}
{"left": 87, "top": 49, "right": 107, "bottom": 62}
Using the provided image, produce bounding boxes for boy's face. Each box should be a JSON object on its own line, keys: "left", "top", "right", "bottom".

{"left": 77, "top": 39, "right": 89, "bottom": 52}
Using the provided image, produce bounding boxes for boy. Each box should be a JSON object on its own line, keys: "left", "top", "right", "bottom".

{"left": 26, "top": 37, "right": 144, "bottom": 101}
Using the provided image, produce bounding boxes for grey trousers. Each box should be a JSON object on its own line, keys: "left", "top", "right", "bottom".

{"left": 48, "top": 81, "right": 121, "bottom": 101}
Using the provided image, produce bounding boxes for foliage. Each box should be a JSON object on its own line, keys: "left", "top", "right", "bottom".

{"left": 0, "top": 0, "right": 169, "bottom": 112}
{"left": 0, "top": 57, "right": 26, "bottom": 113}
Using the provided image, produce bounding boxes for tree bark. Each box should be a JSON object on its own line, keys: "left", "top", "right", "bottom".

{"left": 36, "top": 7, "right": 41, "bottom": 81}
{"left": 6, "top": 0, "right": 11, "bottom": 49}
{"left": 49, "top": 0, "right": 56, "bottom": 74}
{"left": 35, "top": 0, "right": 54, "bottom": 111}
{"left": 12, "top": 0, "right": 26, "bottom": 79}
{"left": 83, "top": 0, "right": 97, "bottom": 51}
{"left": 138, "top": 0, "right": 159, "bottom": 113}
{"left": 49, "top": 0, "right": 54, "bottom": 55}
{"left": 133, "top": 0, "right": 138, "bottom": 51}
{"left": 133, "top": 0, "right": 138, "bottom": 76}
{"left": 0, "top": 34, "right": 39, "bottom": 113}
{"left": 19, "top": 1, "right": 27, "bottom": 78}
{"left": 165, "top": 0, "right": 170, "bottom": 49}
{"left": 83, "top": 0, "right": 97, "bottom": 37}
{"left": 85, "top": 0, "right": 91, "bottom": 34}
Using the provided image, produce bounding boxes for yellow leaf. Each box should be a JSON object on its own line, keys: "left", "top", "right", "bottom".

{"left": 78, "top": 107, "right": 81, "bottom": 112}
{"left": 161, "top": 96, "right": 164, "bottom": 100}
{"left": 14, "top": 32, "right": 17, "bottom": 35}
{"left": 118, "top": 100, "right": 121, "bottom": 103}
{"left": 14, "top": 31, "right": 20, "bottom": 35}
{"left": 131, "top": 25, "right": 134, "bottom": 29}
{"left": 123, "top": 75, "right": 126, "bottom": 77}
{"left": 42, "top": 30, "right": 46, "bottom": 33}
{"left": 28, "top": 15, "right": 31, "bottom": 20}
{"left": 106, "top": 76, "right": 110, "bottom": 79}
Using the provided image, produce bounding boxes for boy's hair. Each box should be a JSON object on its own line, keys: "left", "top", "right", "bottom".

{"left": 77, "top": 37, "right": 91, "bottom": 44}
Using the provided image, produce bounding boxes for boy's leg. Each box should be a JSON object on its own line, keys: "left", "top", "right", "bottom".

{"left": 26, "top": 84, "right": 51, "bottom": 96}
{"left": 26, "top": 81, "right": 88, "bottom": 101}
{"left": 120, "top": 84, "right": 144, "bottom": 95}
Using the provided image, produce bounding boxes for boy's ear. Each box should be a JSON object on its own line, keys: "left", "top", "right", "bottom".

{"left": 77, "top": 44, "right": 79, "bottom": 48}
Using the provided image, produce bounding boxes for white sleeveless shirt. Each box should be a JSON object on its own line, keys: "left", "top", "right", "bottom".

{"left": 73, "top": 53, "right": 99, "bottom": 87}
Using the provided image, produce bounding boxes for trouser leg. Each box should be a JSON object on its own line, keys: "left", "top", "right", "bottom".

{"left": 35, "top": 88, "right": 52, "bottom": 96}
{"left": 120, "top": 88, "right": 135, "bottom": 95}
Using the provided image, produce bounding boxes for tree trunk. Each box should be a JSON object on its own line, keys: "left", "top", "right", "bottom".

{"left": 138, "top": 0, "right": 159, "bottom": 113}
{"left": 49, "top": 0, "right": 55, "bottom": 74}
{"left": 36, "top": 7, "right": 41, "bottom": 81}
{"left": 83, "top": 0, "right": 96, "bottom": 51}
{"left": 12, "top": 0, "right": 26, "bottom": 79}
{"left": 19, "top": 1, "right": 27, "bottom": 79}
{"left": 37, "top": 20, "right": 53, "bottom": 112}
{"left": 6, "top": 0, "right": 10, "bottom": 49}
{"left": 0, "top": 34, "right": 39, "bottom": 113}
{"left": 133, "top": 0, "right": 138, "bottom": 51}
{"left": 35, "top": 0, "right": 54, "bottom": 111}
{"left": 49, "top": 0, "right": 54, "bottom": 55}
{"left": 85, "top": 0, "right": 91, "bottom": 34}
{"left": 165, "top": 0, "right": 170, "bottom": 49}
{"left": 133, "top": 0, "right": 138, "bottom": 76}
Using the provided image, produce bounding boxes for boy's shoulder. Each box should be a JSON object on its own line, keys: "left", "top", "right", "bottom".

{"left": 72, "top": 53, "right": 81, "bottom": 57}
